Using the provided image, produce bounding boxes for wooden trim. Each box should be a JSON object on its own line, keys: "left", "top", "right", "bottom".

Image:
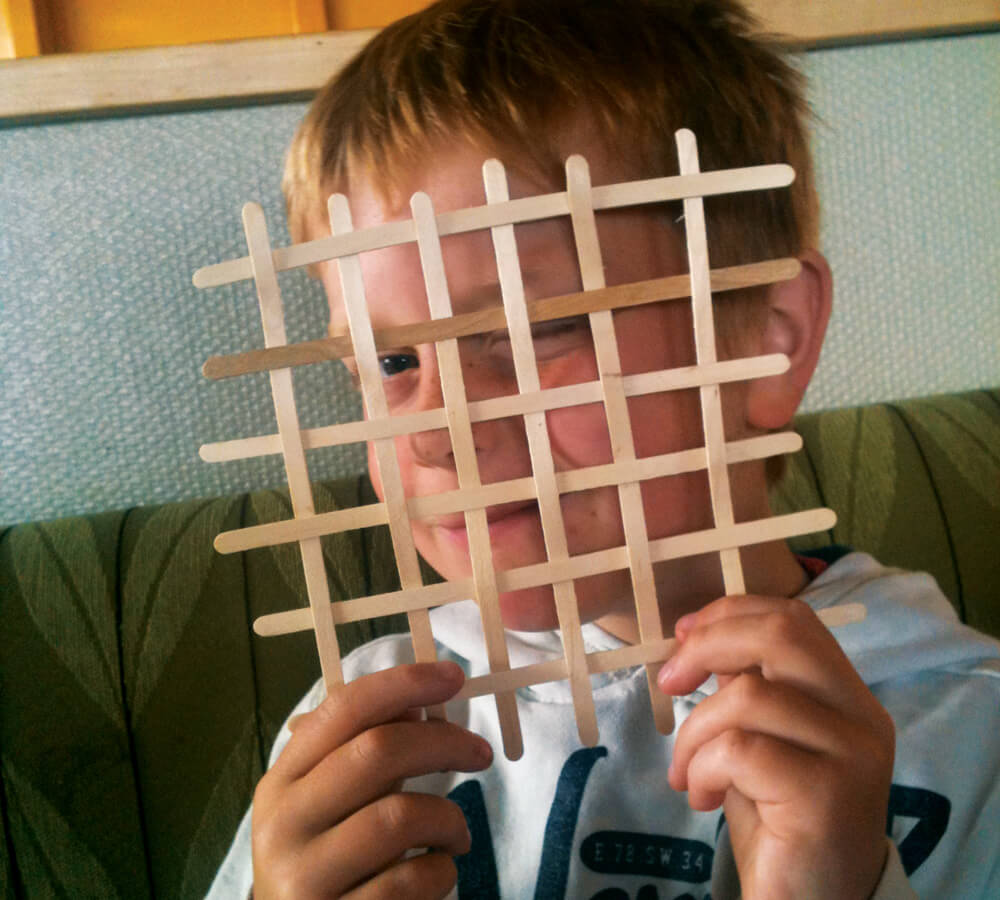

{"left": 0, "top": 29, "right": 375, "bottom": 120}
{"left": 1, "top": 1, "right": 997, "bottom": 121}
{"left": 745, "top": 0, "right": 1000, "bottom": 47}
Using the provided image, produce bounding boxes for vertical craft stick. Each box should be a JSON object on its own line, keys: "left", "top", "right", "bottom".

{"left": 410, "top": 191, "right": 524, "bottom": 760}
{"left": 675, "top": 129, "right": 746, "bottom": 595}
{"left": 482, "top": 159, "right": 600, "bottom": 747}
{"left": 241, "top": 203, "right": 344, "bottom": 691}
{"left": 564, "top": 157, "right": 675, "bottom": 735}
{"left": 327, "top": 194, "right": 444, "bottom": 718}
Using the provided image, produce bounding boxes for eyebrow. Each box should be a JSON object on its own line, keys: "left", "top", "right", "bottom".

{"left": 203, "top": 257, "right": 797, "bottom": 380}
{"left": 328, "top": 280, "right": 505, "bottom": 342}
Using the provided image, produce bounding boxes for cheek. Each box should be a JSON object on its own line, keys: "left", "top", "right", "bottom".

{"left": 367, "top": 438, "right": 416, "bottom": 501}
{"left": 546, "top": 403, "right": 614, "bottom": 469}
{"left": 629, "top": 388, "right": 704, "bottom": 458}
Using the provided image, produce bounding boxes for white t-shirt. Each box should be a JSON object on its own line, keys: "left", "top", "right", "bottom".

{"left": 209, "top": 553, "right": 1000, "bottom": 899}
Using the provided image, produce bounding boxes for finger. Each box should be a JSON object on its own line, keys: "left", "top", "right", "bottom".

{"left": 342, "top": 852, "right": 458, "bottom": 900}
{"left": 669, "top": 672, "right": 860, "bottom": 792}
{"left": 673, "top": 593, "right": 801, "bottom": 639}
{"left": 301, "top": 793, "right": 471, "bottom": 895}
{"left": 292, "top": 719, "right": 492, "bottom": 831}
{"left": 659, "top": 600, "right": 864, "bottom": 712}
{"left": 290, "top": 706, "right": 424, "bottom": 734}
{"left": 274, "top": 662, "right": 466, "bottom": 782}
{"left": 683, "top": 728, "right": 823, "bottom": 813}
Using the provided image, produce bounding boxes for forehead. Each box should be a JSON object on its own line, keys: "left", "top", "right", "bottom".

{"left": 319, "top": 133, "right": 683, "bottom": 333}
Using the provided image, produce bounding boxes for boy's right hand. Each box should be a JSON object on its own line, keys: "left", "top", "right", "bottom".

{"left": 251, "top": 661, "right": 493, "bottom": 899}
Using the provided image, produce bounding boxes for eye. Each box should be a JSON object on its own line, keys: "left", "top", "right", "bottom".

{"left": 378, "top": 352, "right": 419, "bottom": 378}
{"left": 528, "top": 316, "right": 590, "bottom": 357}
{"left": 530, "top": 316, "right": 587, "bottom": 341}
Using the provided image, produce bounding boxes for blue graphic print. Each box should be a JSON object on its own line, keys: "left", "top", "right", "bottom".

{"left": 448, "top": 746, "right": 950, "bottom": 898}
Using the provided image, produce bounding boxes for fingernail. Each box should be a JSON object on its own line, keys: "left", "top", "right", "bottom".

{"left": 657, "top": 658, "right": 677, "bottom": 689}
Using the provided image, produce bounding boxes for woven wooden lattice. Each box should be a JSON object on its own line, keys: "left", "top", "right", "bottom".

{"left": 195, "top": 129, "right": 849, "bottom": 760}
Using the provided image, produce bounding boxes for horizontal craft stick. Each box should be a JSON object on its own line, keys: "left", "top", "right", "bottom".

{"left": 201, "top": 352, "right": 791, "bottom": 463}
{"left": 202, "top": 259, "right": 799, "bottom": 379}
{"left": 456, "top": 602, "right": 866, "bottom": 701}
{"left": 253, "top": 506, "right": 836, "bottom": 637}
{"left": 497, "top": 508, "right": 836, "bottom": 595}
{"left": 193, "top": 164, "right": 794, "bottom": 289}
{"left": 214, "top": 431, "right": 802, "bottom": 553}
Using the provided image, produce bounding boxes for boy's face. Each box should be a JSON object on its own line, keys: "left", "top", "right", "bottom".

{"left": 318, "top": 140, "right": 744, "bottom": 635}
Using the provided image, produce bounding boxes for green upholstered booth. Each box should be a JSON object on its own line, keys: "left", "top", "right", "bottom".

{"left": 2, "top": 387, "right": 998, "bottom": 898}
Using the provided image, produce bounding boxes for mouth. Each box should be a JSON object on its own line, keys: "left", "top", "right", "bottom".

{"left": 429, "top": 500, "right": 538, "bottom": 538}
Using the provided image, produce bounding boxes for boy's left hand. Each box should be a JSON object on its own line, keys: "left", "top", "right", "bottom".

{"left": 658, "top": 595, "right": 895, "bottom": 900}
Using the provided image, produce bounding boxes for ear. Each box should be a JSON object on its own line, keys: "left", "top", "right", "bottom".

{"left": 745, "top": 249, "right": 832, "bottom": 430}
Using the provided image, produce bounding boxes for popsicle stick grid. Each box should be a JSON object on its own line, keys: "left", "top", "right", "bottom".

{"left": 195, "top": 129, "right": 843, "bottom": 759}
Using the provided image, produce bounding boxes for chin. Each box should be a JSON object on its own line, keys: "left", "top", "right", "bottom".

{"left": 497, "top": 586, "right": 561, "bottom": 632}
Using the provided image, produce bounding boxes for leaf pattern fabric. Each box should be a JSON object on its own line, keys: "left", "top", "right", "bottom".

{"left": 0, "top": 389, "right": 997, "bottom": 898}
{"left": 11, "top": 520, "right": 123, "bottom": 727}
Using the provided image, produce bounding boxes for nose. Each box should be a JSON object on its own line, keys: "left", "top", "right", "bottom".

{"left": 407, "top": 342, "right": 522, "bottom": 474}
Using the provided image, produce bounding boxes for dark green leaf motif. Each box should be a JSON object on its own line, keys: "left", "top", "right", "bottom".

{"left": 910, "top": 397, "right": 1000, "bottom": 512}
{"left": 122, "top": 500, "right": 240, "bottom": 718}
{"left": 179, "top": 719, "right": 261, "bottom": 898}
{"left": 3, "top": 756, "right": 119, "bottom": 897}
{"left": 12, "top": 521, "right": 122, "bottom": 726}
{"left": 817, "top": 407, "right": 898, "bottom": 550}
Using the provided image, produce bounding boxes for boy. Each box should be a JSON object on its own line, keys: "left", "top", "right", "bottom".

{"left": 211, "top": 1, "right": 1000, "bottom": 897}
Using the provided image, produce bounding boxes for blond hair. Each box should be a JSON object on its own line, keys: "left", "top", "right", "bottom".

{"left": 284, "top": 0, "right": 817, "bottom": 273}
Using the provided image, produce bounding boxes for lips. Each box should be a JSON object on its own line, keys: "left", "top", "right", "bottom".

{"left": 429, "top": 500, "right": 537, "bottom": 531}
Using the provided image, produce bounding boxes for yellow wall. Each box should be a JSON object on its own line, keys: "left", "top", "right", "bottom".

{"left": 1, "top": 0, "right": 432, "bottom": 57}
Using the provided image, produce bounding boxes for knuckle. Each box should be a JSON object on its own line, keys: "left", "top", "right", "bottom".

{"left": 719, "top": 728, "right": 751, "bottom": 759}
{"left": 712, "top": 595, "right": 745, "bottom": 621}
{"left": 251, "top": 818, "right": 280, "bottom": 862}
{"left": 252, "top": 773, "right": 275, "bottom": 809}
{"left": 351, "top": 725, "right": 393, "bottom": 767}
{"left": 375, "top": 791, "right": 416, "bottom": 835}
{"left": 763, "top": 607, "right": 803, "bottom": 645}
{"left": 314, "top": 686, "right": 351, "bottom": 726}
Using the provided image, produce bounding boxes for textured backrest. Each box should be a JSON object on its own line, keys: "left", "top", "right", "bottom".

{"left": 1, "top": 388, "right": 997, "bottom": 898}
{"left": 3, "top": 33, "right": 998, "bottom": 527}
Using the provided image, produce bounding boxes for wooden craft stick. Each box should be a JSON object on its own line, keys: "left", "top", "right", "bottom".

{"left": 194, "top": 164, "right": 794, "bottom": 290}
{"left": 411, "top": 191, "right": 523, "bottom": 760}
{"left": 498, "top": 508, "right": 837, "bottom": 595}
{"left": 242, "top": 202, "right": 344, "bottom": 691}
{"left": 676, "top": 129, "right": 746, "bottom": 595}
{"left": 200, "top": 408, "right": 445, "bottom": 462}
{"left": 484, "top": 158, "right": 600, "bottom": 747}
{"left": 256, "top": 578, "right": 471, "bottom": 637}
{"left": 202, "top": 259, "right": 799, "bottom": 380}
{"left": 565, "top": 155, "right": 674, "bottom": 735}
{"left": 214, "top": 431, "right": 802, "bottom": 555}
{"left": 201, "top": 352, "right": 790, "bottom": 464}
{"left": 328, "top": 193, "right": 444, "bottom": 719}
{"left": 456, "top": 602, "right": 866, "bottom": 701}
{"left": 253, "top": 506, "right": 836, "bottom": 638}
{"left": 201, "top": 142, "right": 843, "bottom": 759}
